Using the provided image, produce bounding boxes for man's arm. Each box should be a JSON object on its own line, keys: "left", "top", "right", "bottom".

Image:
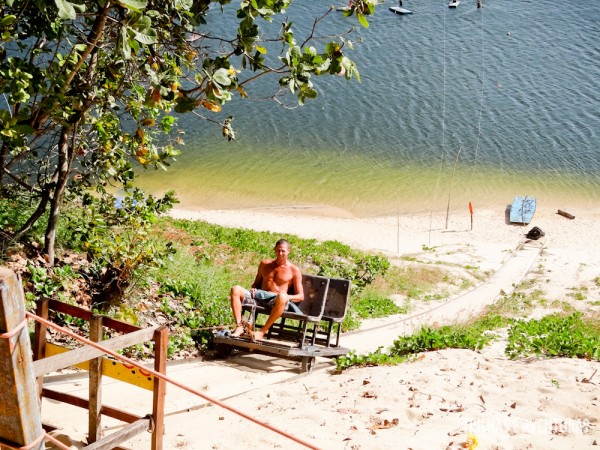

{"left": 250, "top": 261, "right": 265, "bottom": 290}
{"left": 289, "top": 266, "right": 304, "bottom": 303}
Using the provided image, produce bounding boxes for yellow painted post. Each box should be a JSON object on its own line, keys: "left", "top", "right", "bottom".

{"left": 0, "top": 267, "right": 44, "bottom": 450}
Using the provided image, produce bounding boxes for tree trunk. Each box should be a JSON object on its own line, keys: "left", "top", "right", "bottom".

{"left": 44, "top": 125, "right": 75, "bottom": 265}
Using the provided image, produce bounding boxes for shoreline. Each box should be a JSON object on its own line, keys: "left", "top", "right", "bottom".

{"left": 168, "top": 204, "right": 600, "bottom": 269}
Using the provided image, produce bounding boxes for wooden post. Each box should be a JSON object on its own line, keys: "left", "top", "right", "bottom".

{"left": 151, "top": 326, "right": 168, "bottom": 450}
{"left": 32, "top": 299, "right": 49, "bottom": 398}
{"left": 0, "top": 267, "right": 44, "bottom": 450}
{"left": 88, "top": 315, "right": 104, "bottom": 444}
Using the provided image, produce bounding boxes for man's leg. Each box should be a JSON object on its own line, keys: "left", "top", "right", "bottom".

{"left": 230, "top": 285, "right": 247, "bottom": 336}
{"left": 254, "top": 293, "right": 288, "bottom": 341}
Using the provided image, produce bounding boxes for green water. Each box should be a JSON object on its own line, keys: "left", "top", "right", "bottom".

{"left": 136, "top": 145, "right": 598, "bottom": 217}
{"left": 136, "top": 0, "right": 600, "bottom": 218}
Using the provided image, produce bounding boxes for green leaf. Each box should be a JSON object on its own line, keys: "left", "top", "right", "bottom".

{"left": 302, "top": 87, "right": 317, "bottom": 99}
{"left": 212, "top": 68, "right": 231, "bottom": 86}
{"left": 255, "top": 46, "right": 267, "bottom": 54}
{"left": 0, "top": 15, "right": 17, "bottom": 28}
{"left": 174, "top": 96, "right": 198, "bottom": 113}
{"left": 55, "top": 0, "right": 76, "bottom": 20}
{"left": 357, "top": 12, "right": 369, "bottom": 28}
{"left": 131, "top": 26, "right": 157, "bottom": 45}
{"left": 120, "top": 26, "right": 132, "bottom": 59}
{"left": 117, "top": 0, "right": 148, "bottom": 12}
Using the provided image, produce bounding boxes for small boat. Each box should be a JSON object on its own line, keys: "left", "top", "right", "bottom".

{"left": 448, "top": 0, "right": 460, "bottom": 8}
{"left": 389, "top": 0, "right": 413, "bottom": 14}
{"left": 509, "top": 196, "right": 537, "bottom": 224}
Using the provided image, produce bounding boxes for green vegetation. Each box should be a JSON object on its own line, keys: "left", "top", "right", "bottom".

{"left": 5, "top": 204, "right": 448, "bottom": 355}
{"left": 334, "top": 299, "right": 600, "bottom": 371}
{"left": 0, "top": 0, "right": 380, "bottom": 269}
{"left": 506, "top": 313, "right": 600, "bottom": 360}
{"left": 152, "top": 217, "right": 403, "bottom": 350}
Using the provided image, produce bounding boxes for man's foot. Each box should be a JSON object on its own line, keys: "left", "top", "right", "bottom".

{"left": 232, "top": 322, "right": 244, "bottom": 337}
{"left": 253, "top": 331, "right": 265, "bottom": 341}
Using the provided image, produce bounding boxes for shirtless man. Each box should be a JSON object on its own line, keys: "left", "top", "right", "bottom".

{"left": 230, "top": 239, "right": 304, "bottom": 341}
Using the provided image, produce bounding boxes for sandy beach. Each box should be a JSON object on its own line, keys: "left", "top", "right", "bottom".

{"left": 43, "top": 203, "right": 600, "bottom": 449}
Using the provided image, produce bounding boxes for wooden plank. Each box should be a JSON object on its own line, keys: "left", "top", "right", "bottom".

{"left": 43, "top": 343, "right": 156, "bottom": 390}
{"left": 83, "top": 417, "right": 151, "bottom": 450}
{"left": 88, "top": 315, "right": 103, "bottom": 444}
{"left": 152, "top": 327, "right": 168, "bottom": 450}
{"left": 49, "top": 299, "right": 140, "bottom": 334}
{"left": 33, "top": 325, "right": 158, "bottom": 376}
{"left": 42, "top": 389, "right": 140, "bottom": 424}
{"left": 0, "top": 267, "right": 44, "bottom": 450}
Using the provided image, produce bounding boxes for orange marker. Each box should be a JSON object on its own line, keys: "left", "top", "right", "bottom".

{"left": 469, "top": 202, "right": 474, "bottom": 230}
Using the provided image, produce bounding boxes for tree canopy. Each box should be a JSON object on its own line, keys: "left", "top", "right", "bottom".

{"left": 0, "top": 0, "right": 379, "bottom": 305}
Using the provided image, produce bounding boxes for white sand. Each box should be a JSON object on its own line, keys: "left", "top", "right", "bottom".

{"left": 43, "top": 204, "right": 600, "bottom": 449}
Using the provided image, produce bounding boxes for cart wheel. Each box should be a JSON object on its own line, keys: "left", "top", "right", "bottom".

{"left": 301, "top": 356, "right": 315, "bottom": 373}
{"left": 215, "top": 344, "right": 233, "bottom": 359}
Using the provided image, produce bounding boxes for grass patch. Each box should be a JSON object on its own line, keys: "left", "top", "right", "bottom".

{"left": 334, "top": 289, "right": 600, "bottom": 371}
{"left": 506, "top": 312, "right": 600, "bottom": 360}
{"left": 149, "top": 217, "right": 452, "bottom": 351}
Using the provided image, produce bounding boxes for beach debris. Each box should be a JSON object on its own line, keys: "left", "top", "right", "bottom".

{"left": 439, "top": 404, "right": 464, "bottom": 413}
{"left": 460, "top": 432, "right": 479, "bottom": 449}
{"left": 368, "top": 417, "right": 399, "bottom": 431}
{"left": 525, "top": 226, "right": 544, "bottom": 240}
{"left": 557, "top": 209, "right": 575, "bottom": 219}
{"left": 579, "top": 368, "right": 597, "bottom": 384}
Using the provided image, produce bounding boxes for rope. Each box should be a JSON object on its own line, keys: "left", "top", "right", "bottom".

{"left": 26, "top": 312, "right": 321, "bottom": 450}
{"left": 0, "top": 318, "right": 28, "bottom": 352}
{"left": 472, "top": 0, "right": 486, "bottom": 174}
{"left": 347, "top": 237, "right": 544, "bottom": 336}
{"left": 0, "top": 318, "right": 27, "bottom": 339}
{"left": 428, "top": 0, "right": 448, "bottom": 244}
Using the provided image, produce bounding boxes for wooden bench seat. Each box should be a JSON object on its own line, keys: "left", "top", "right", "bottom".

{"left": 242, "top": 274, "right": 330, "bottom": 348}
{"left": 318, "top": 277, "right": 351, "bottom": 347}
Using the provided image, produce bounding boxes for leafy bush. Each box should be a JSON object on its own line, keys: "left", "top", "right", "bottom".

{"left": 334, "top": 348, "right": 408, "bottom": 372}
{"left": 63, "top": 189, "right": 177, "bottom": 311}
{"left": 505, "top": 312, "right": 600, "bottom": 360}
{"left": 390, "top": 324, "right": 494, "bottom": 356}
{"left": 22, "top": 263, "right": 78, "bottom": 309}
{"left": 352, "top": 289, "right": 405, "bottom": 319}
{"left": 0, "top": 194, "right": 47, "bottom": 248}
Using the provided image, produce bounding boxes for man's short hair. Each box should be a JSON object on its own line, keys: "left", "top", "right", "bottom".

{"left": 275, "top": 238, "right": 290, "bottom": 248}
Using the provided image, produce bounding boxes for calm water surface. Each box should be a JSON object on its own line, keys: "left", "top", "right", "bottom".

{"left": 137, "top": 0, "right": 600, "bottom": 217}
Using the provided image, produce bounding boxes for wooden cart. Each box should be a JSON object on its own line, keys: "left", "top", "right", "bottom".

{"left": 212, "top": 275, "right": 351, "bottom": 372}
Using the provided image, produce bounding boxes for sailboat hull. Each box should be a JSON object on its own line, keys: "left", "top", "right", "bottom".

{"left": 389, "top": 5, "right": 413, "bottom": 14}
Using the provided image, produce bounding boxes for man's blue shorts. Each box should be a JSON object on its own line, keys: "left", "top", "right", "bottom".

{"left": 241, "top": 289, "right": 278, "bottom": 307}
{"left": 241, "top": 289, "right": 302, "bottom": 314}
